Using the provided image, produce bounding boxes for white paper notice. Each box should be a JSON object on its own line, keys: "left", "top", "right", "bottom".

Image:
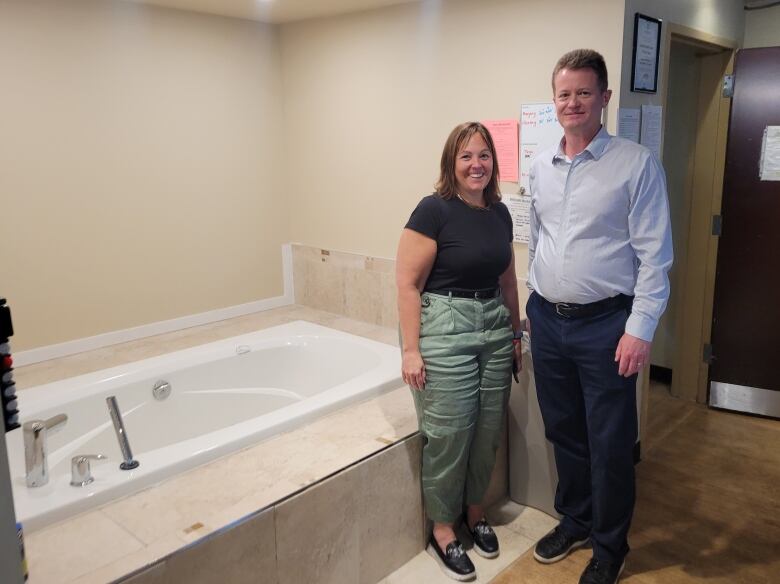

{"left": 618, "top": 108, "right": 641, "bottom": 143}
{"left": 640, "top": 105, "right": 662, "bottom": 158}
{"left": 506, "top": 193, "right": 531, "bottom": 244}
{"left": 759, "top": 126, "right": 780, "bottom": 181}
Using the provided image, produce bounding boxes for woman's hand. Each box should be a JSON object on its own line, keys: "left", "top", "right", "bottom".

{"left": 512, "top": 341, "right": 523, "bottom": 370}
{"left": 402, "top": 349, "right": 426, "bottom": 391}
{"left": 511, "top": 339, "right": 523, "bottom": 382}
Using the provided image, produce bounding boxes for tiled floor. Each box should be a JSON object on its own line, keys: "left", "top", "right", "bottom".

{"left": 380, "top": 500, "right": 557, "bottom": 584}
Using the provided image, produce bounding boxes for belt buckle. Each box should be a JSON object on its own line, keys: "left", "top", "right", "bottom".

{"left": 555, "top": 302, "right": 573, "bottom": 318}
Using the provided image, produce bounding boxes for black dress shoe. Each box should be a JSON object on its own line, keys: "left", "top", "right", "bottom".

{"left": 579, "top": 558, "right": 625, "bottom": 584}
{"left": 467, "top": 519, "right": 499, "bottom": 559}
{"left": 426, "top": 537, "right": 476, "bottom": 582}
{"left": 533, "top": 525, "right": 589, "bottom": 564}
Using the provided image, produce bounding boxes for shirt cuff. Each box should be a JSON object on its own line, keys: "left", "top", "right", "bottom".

{"left": 625, "top": 313, "right": 656, "bottom": 343}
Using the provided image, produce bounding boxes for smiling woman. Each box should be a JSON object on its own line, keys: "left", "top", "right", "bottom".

{"left": 395, "top": 121, "right": 524, "bottom": 580}
{"left": 453, "top": 133, "right": 494, "bottom": 204}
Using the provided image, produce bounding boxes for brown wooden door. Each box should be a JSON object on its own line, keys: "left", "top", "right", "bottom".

{"left": 709, "top": 47, "right": 780, "bottom": 416}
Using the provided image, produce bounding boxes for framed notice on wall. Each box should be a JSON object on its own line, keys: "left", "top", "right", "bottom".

{"left": 631, "top": 13, "right": 661, "bottom": 93}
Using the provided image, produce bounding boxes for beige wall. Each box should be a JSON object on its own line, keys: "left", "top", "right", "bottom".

{"left": 4, "top": 0, "right": 751, "bottom": 352}
{"left": 0, "top": 0, "right": 288, "bottom": 350}
{"left": 280, "top": 0, "right": 626, "bottom": 276}
{"left": 744, "top": 4, "right": 780, "bottom": 48}
{"left": 619, "top": 0, "right": 744, "bottom": 110}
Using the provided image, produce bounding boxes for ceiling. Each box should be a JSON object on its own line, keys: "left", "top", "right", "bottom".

{"left": 119, "top": 1, "right": 777, "bottom": 24}
{"left": 119, "top": 0, "right": 426, "bottom": 23}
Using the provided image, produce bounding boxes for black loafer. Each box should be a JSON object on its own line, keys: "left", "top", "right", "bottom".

{"left": 467, "top": 519, "right": 499, "bottom": 559}
{"left": 579, "top": 558, "right": 625, "bottom": 584}
{"left": 533, "top": 525, "right": 589, "bottom": 564}
{"left": 426, "top": 537, "right": 476, "bottom": 582}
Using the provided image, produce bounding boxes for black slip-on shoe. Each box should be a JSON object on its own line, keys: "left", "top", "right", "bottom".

{"left": 533, "top": 525, "right": 589, "bottom": 564}
{"left": 467, "top": 519, "right": 499, "bottom": 559}
{"left": 578, "top": 558, "right": 625, "bottom": 584}
{"left": 426, "top": 537, "right": 476, "bottom": 582}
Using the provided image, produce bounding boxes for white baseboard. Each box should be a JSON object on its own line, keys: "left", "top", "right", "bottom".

{"left": 14, "top": 244, "right": 295, "bottom": 368}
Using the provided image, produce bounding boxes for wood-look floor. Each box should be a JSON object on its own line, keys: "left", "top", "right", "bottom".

{"left": 492, "top": 382, "right": 780, "bottom": 583}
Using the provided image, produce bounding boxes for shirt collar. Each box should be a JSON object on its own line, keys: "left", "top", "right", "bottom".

{"left": 552, "top": 126, "right": 612, "bottom": 162}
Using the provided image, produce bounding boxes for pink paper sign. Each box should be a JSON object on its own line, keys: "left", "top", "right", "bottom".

{"left": 482, "top": 119, "right": 519, "bottom": 182}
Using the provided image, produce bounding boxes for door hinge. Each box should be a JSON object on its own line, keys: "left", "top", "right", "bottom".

{"left": 722, "top": 74, "right": 734, "bottom": 98}
{"left": 703, "top": 343, "right": 715, "bottom": 365}
{"left": 712, "top": 214, "right": 722, "bottom": 236}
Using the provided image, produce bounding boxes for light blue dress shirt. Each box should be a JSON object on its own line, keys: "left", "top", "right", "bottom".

{"left": 528, "top": 127, "right": 673, "bottom": 342}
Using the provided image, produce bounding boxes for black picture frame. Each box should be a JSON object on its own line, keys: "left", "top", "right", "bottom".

{"left": 630, "top": 13, "right": 662, "bottom": 93}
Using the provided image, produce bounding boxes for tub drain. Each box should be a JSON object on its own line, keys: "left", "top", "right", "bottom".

{"left": 152, "top": 380, "right": 171, "bottom": 401}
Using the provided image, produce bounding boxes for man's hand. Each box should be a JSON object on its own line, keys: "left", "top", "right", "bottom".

{"left": 615, "top": 333, "right": 651, "bottom": 377}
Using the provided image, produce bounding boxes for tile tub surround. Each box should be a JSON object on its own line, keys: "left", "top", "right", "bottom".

{"left": 289, "top": 243, "right": 531, "bottom": 329}
{"left": 291, "top": 244, "right": 399, "bottom": 329}
{"left": 14, "top": 306, "right": 514, "bottom": 583}
{"left": 122, "top": 437, "right": 425, "bottom": 584}
{"left": 13, "top": 307, "right": 409, "bottom": 583}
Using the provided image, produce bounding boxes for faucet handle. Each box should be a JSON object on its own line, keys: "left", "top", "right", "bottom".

{"left": 44, "top": 413, "right": 67, "bottom": 430}
{"left": 22, "top": 413, "right": 68, "bottom": 433}
{"left": 70, "top": 454, "right": 107, "bottom": 487}
{"left": 22, "top": 414, "right": 68, "bottom": 434}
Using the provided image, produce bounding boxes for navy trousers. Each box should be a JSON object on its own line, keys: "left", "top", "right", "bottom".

{"left": 526, "top": 291, "right": 637, "bottom": 563}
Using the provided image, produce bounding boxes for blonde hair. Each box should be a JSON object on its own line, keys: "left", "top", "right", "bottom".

{"left": 552, "top": 49, "right": 609, "bottom": 92}
{"left": 434, "top": 122, "right": 501, "bottom": 205}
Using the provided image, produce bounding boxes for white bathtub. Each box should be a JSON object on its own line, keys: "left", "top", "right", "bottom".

{"left": 7, "top": 321, "right": 402, "bottom": 531}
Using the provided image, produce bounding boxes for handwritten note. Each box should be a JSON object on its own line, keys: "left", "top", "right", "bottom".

{"left": 519, "top": 103, "right": 563, "bottom": 192}
{"left": 482, "top": 119, "right": 519, "bottom": 182}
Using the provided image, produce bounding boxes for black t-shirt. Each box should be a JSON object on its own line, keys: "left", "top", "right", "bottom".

{"left": 405, "top": 194, "right": 513, "bottom": 292}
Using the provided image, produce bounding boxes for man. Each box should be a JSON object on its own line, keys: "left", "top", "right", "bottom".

{"left": 526, "top": 49, "right": 673, "bottom": 584}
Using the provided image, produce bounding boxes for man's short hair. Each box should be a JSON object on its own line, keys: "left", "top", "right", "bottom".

{"left": 552, "top": 49, "right": 609, "bottom": 92}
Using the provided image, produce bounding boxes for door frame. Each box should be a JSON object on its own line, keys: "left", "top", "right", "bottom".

{"left": 660, "top": 24, "right": 736, "bottom": 404}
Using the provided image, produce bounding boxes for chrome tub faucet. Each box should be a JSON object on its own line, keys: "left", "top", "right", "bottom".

{"left": 23, "top": 413, "right": 67, "bottom": 487}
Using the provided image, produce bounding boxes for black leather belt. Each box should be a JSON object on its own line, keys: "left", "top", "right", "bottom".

{"left": 540, "top": 293, "right": 633, "bottom": 319}
{"left": 426, "top": 287, "right": 500, "bottom": 299}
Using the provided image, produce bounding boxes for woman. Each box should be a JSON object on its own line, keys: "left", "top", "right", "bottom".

{"left": 396, "top": 121, "right": 523, "bottom": 581}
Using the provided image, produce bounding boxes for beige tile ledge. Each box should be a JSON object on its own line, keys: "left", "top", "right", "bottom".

{"left": 15, "top": 306, "right": 415, "bottom": 584}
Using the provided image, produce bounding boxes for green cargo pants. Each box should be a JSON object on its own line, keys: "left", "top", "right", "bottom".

{"left": 412, "top": 291, "right": 513, "bottom": 523}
